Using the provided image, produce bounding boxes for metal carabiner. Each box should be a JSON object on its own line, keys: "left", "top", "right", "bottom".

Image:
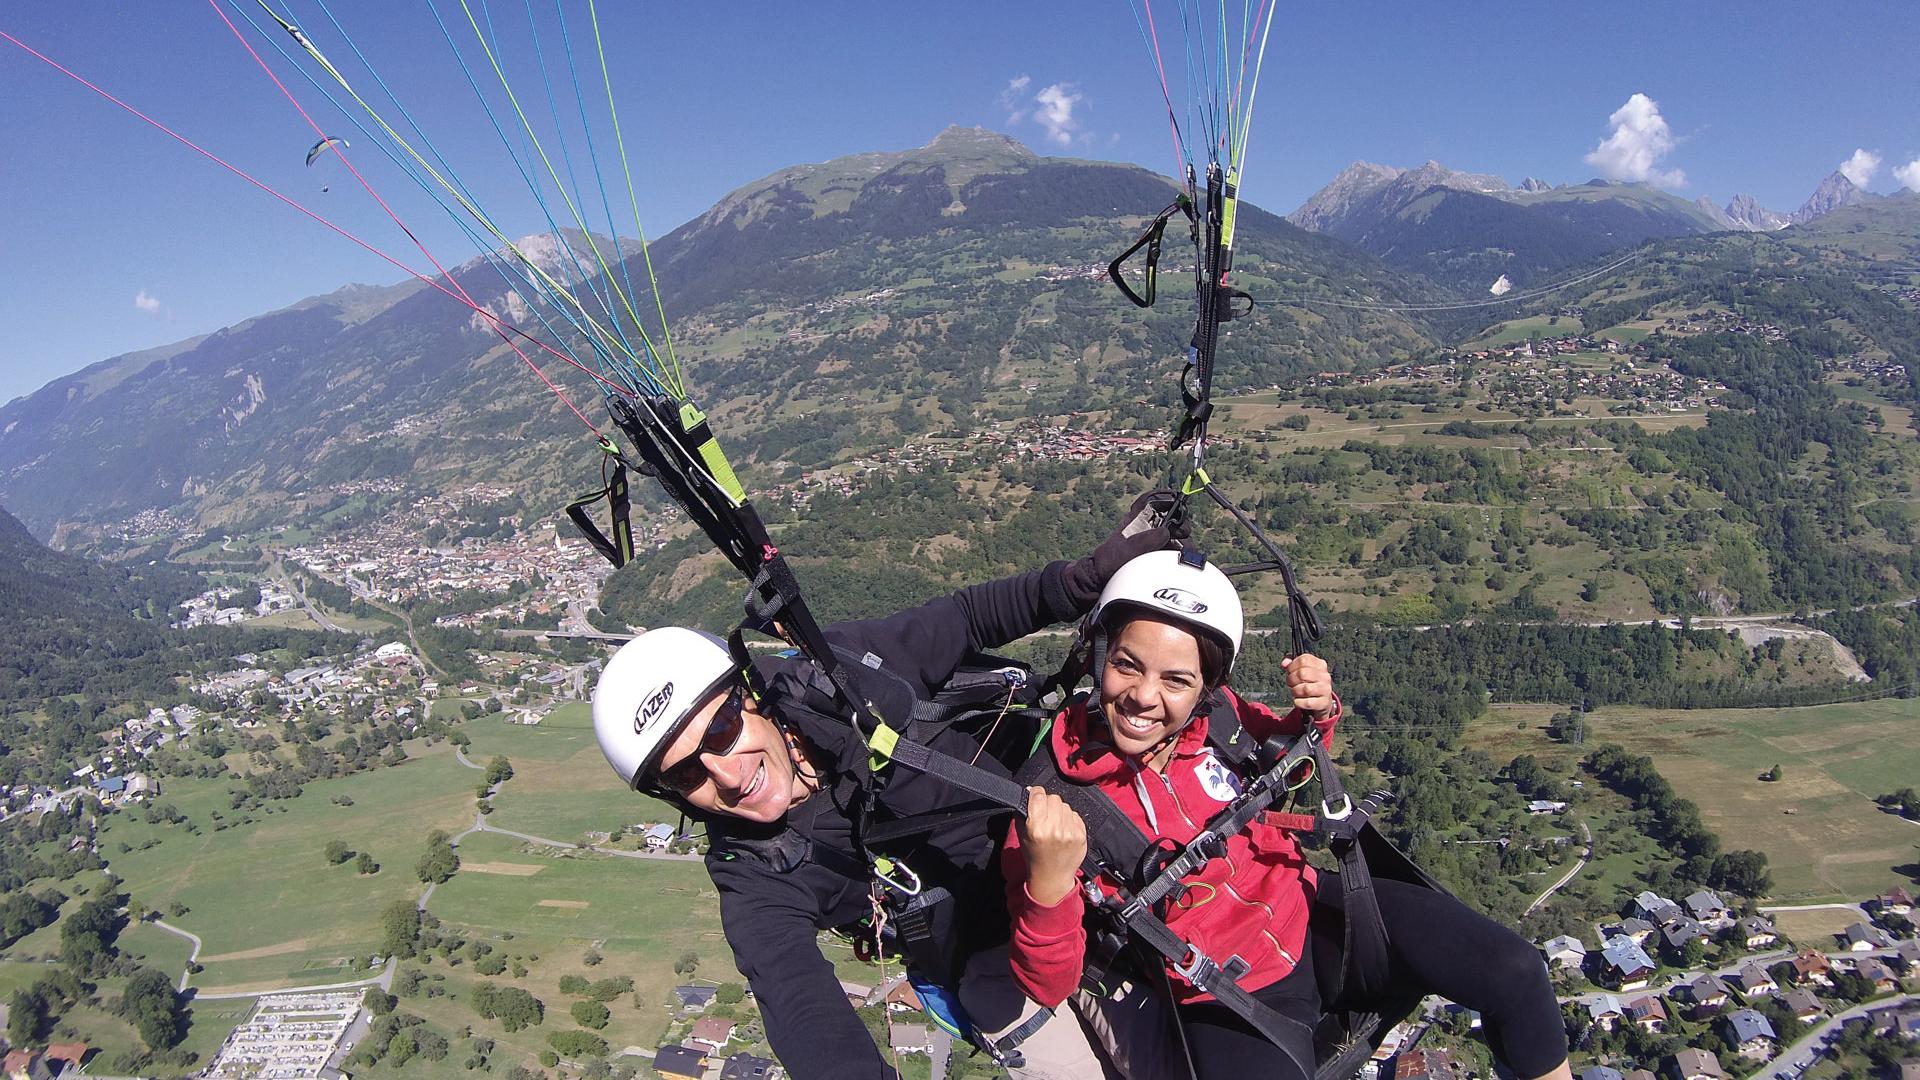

{"left": 872, "top": 856, "right": 922, "bottom": 898}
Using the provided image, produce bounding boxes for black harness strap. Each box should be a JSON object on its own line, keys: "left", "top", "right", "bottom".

{"left": 1108, "top": 196, "right": 1192, "bottom": 308}
{"left": 564, "top": 453, "right": 636, "bottom": 569}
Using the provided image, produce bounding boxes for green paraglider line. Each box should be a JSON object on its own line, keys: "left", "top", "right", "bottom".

{"left": 241, "top": 0, "right": 620, "bottom": 392}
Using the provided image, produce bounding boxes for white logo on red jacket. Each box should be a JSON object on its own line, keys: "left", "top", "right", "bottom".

{"left": 1194, "top": 749, "right": 1242, "bottom": 803}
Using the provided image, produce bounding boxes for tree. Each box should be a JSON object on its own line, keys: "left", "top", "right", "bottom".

{"left": 586, "top": 977, "right": 633, "bottom": 1002}
{"left": 120, "top": 966, "right": 184, "bottom": 1050}
{"left": 581, "top": 947, "right": 602, "bottom": 967}
{"left": 365, "top": 989, "right": 397, "bottom": 1016}
{"left": 715, "top": 982, "right": 746, "bottom": 1006}
{"left": 1709, "top": 850, "right": 1773, "bottom": 897}
{"left": 485, "top": 756, "right": 514, "bottom": 786}
{"left": 416, "top": 830, "right": 460, "bottom": 884}
{"left": 381, "top": 900, "right": 421, "bottom": 959}
{"left": 8, "top": 988, "right": 48, "bottom": 1047}
{"left": 355, "top": 851, "right": 378, "bottom": 875}
{"left": 388, "top": 1030, "right": 417, "bottom": 1066}
{"left": 324, "top": 839, "right": 352, "bottom": 865}
{"left": 1762, "top": 764, "right": 1782, "bottom": 782}
{"left": 59, "top": 896, "right": 124, "bottom": 974}
{"left": 548, "top": 1031, "right": 610, "bottom": 1058}
{"left": 570, "top": 1000, "right": 610, "bottom": 1029}
{"left": 672, "top": 951, "right": 699, "bottom": 976}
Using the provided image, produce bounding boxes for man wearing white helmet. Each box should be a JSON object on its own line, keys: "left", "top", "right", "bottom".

{"left": 592, "top": 495, "right": 1180, "bottom": 1080}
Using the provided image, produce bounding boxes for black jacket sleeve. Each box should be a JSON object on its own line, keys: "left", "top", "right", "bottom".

{"left": 709, "top": 856, "right": 895, "bottom": 1079}
{"left": 826, "top": 561, "right": 1081, "bottom": 696}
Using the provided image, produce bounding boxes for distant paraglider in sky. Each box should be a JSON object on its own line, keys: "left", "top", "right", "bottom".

{"left": 306, "top": 135, "right": 347, "bottom": 191}
{"left": 304, "top": 135, "right": 348, "bottom": 166}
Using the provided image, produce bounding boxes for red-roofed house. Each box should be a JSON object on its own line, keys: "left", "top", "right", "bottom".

{"left": 688, "top": 1017, "right": 736, "bottom": 1053}
{"left": 42, "top": 1045, "right": 86, "bottom": 1075}
{"left": 1788, "top": 950, "right": 1833, "bottom": 987}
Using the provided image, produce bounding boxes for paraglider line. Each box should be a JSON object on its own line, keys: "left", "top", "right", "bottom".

{"left": 206, "top": 0, "right": 634, "bottom": 428}
{"left": 0, "top": 24, "right": 621, "bottom": 434}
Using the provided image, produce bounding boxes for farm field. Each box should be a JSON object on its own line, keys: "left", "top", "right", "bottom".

{"left": 1769, "top": 907, "right": 1863, "bottom": 947}
{"left": 417, "top": 829, "right": 735, "bottom": 1063}
{"left": 97, "top": 739, "right": 480, "bottom": 992}
{"left": 462, "top": 703, "right": 679, "bottom": 843}
{"left": 1465, "top": 698, "right": 1920, "bottom": 904}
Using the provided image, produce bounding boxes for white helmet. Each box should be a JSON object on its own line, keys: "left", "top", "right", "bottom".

{"left": 1090, "top": 549, "right": 1244, "bottom": 676}
{"left": 592, "top": 627, "right": 737, "bottom": 790}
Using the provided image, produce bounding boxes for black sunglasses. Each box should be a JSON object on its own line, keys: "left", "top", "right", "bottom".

{"left": 649, "top": 684, "right": 749, "bottom": 796}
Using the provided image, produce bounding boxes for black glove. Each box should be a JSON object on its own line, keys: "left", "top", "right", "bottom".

{"left": 1062, "top": 490, "right": 1186, "bottom": 609}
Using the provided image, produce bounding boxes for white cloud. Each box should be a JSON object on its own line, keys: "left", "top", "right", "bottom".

{"left": 1839, "top": 148, "right": 1881, "bottom": 187}
{"left": 1032, "top": 82, "right": 1084, "bottom": 147}
{"left": 998, "top": 75, "right": 1032, "bottom": 125}
{"left": 134, "top": 290, "right": 162, "bottom": 316}
{"left": 1896, "top": 156, "right": 1920, "bottom": 192}
{"left": 1584, "top": 92, "right": 1684, "bottom": 187}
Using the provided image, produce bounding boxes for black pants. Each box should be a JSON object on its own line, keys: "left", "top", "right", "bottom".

{"left": 1175, "top": 874, "right": 1568, "bottom": 1080}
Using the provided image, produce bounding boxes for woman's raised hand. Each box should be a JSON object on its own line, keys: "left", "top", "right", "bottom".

{"left": 1018, "top": 787, "right": 1089, "bottom": 907}
{"left": 1281, "top": 653, "right": 1336, "bottom": 720}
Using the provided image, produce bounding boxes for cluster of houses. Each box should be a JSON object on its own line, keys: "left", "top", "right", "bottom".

{"left": 0, "top": 1043, "right": 89, "bottom": 1080}
{"left": 283, "top": 483, "right": 615, "bottom": 624}
{"left": 652, "top": 985, "right": 782, "bottom": 1080}
{"left": 173, "top": 581, "right": 300, "bottom": 628}
{"left": 1830, "top": 351, "right": 1912, "bottom": 389}
{"left": 1542, "top": 886, "right": 1920, "bottom": 1073}
{"left": 1539, "top": 890, "right": 1752, "bottom": 991}
{"left": 782, "top": 417, "right": 1166, "bottom": 509}
{"left": 194, "top": 641, "right": 425, "bottom": 722}
{"left": 1292, "top": 330, "right": 1725, "bottom": 419}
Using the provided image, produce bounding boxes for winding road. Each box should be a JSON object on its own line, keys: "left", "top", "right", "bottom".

{"left": 148, "top": 918, "right": 202, "bottom": 992}
{"left": 1522, "top": 819, "right": 1592, "bottom": 918}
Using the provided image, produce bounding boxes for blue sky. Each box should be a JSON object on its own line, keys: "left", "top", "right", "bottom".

{"left": 3, "top": 2, "right": 1916, "bottom": 403}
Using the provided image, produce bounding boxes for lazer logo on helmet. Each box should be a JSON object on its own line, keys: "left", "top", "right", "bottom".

{"left": 635, "top": 682, "right": 675, "bottom": 734}
{"left": 1151, "top": 587, "right": 1208, "bottom": 614}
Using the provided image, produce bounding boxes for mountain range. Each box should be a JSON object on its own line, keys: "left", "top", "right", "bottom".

{"left": 1283, "top": 159, "right": 1889, "bottom": 291}
{"left": 3, "top": 128, "right": 1917, "bottom": 552}
{"left": 0, "top": 128, "right": 1438, "bottom": 542}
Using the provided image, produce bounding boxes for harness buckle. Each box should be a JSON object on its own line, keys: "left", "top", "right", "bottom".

{"left": 1321, "top": 793, "right": 1354, "bottom": 821}
{"left": 1173, "top": 945, "right": 1219, "bottom": 985}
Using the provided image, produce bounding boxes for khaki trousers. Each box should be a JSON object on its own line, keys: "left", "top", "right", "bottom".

{"left": 959, "top": 945, "right": 1187, "bottom": 1080}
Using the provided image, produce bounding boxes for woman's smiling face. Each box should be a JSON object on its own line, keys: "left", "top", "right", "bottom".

{"left": 1099, "top": 614, "right": 1205, "bottom": 758}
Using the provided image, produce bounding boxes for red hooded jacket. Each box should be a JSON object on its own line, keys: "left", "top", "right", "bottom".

{"left": 1002, "top": 689, "right": 1339, "bottom": 1008}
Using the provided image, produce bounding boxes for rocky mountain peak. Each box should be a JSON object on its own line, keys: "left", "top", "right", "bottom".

{"left": 1519, "top": 177, "right": 1551, "bottom": 194}
{"left": 1288, "top": 159, "right": 1507, "bottom": 236}
{"left": 1724, "top": 193, "right": 1790, "bottom": 231}
{"left": 1793, "top": 171, "right": 1873, "bottom": 225}
{"left": 1695, "top": 196, "right": 1737, "bottom": 231}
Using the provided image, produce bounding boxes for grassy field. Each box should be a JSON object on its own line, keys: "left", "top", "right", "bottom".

{"left": 1769, "top": 907, "right": 1862, "bottom": 947}
{"left": 1464, "top": 315, "right": 1584, "bottom": 347}
{"left": 463, "top": 703, "right": 679, "bottom": 843}
{"left": 417, "top": 830, "right": 735, "bottom": 1065}
{"left": 97, "top": 740, "right": 481, "bottom": 992}
{"left": 1465, "top": 698, "right": 1920, "bottom": 904}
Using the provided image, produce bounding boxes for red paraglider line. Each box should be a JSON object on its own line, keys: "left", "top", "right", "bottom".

{"left": 0, "top": 23, "right": 623, "bottom": 436}
{"left": 205, "top": 0, "right": 615, "bottom": 430}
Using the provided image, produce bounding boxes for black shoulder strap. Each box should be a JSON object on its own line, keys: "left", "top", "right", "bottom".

{"left": 1013, "top": 724, "right": 1158, "bottom": 890}
{"left": 564, "top": 457, "right": 635, "bottom": 569}
{"left": 1201, "top": 692, "right": 1260, "bottom": 772}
